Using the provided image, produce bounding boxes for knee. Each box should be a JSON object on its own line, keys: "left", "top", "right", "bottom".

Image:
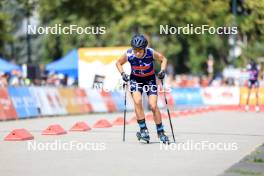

{"left": 134, "top": 99, "right": 142, "bottom": 107}
{"left": 149, "top": 103, "right": 157, "bottom": 111}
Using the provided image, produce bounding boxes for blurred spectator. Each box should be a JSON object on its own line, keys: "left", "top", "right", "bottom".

{"left": 0, "top": 72, "right": 8, "bottom": 87}
{"left": 200, "top": 76, "right": 209, "bottom": 87}
{"left": 9, "top": 70, "right": 24, "bottom": 86}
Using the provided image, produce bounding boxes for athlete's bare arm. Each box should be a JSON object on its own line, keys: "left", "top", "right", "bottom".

{"left": 116, "top": 53, "right": 128, "bottom": 74}
{"left": 153, "top": 50, "right": 167, "bottom": 71}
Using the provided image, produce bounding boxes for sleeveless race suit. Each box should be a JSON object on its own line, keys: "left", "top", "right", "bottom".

{"left": 126, "top": 47, "right": 158, "bottom": 96}
{"left": 248, "top": 66, "right": 259, "bottom": 88}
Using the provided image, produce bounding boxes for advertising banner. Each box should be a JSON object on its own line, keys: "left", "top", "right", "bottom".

{"left": 0, "top": 88, "right": 17, "bottom": 120}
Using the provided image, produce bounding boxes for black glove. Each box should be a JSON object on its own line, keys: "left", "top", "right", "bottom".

{"left": 157, "top": 70, "right": 166, "bottom": 79}
{"left": 121, "top": 72, "right": 129, "bottom": 82}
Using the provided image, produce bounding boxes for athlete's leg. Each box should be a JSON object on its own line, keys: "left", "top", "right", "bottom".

{"left": 148, "top": 94, "right": 169, "bottom": 142}
{"left": 148, "top": 94, "right": 165, "bottom": 133}
{"left": 145, "top": 76, "right": 161, "bottom": 124}
{"left": 148, "top": 94, "right": 162, "bottom": 124}
{"left": 130, "top": 78, "right": 150, "bottom": 141}
{"left": 246, "top": 88, "right": 252, "bottom": 105}
{"left": 246, "top": 81, "right": 253, "bottom": 111}
{"left": 131, "top": 91, "right": 149, "bottom": 141}
{"left": 255, "top": 81, "right": 260, "bottom": 111}
{"left": 131, "top": 91, "right": 145, "bottom": 121}
{"left": 255, "top": 82, "right": 259, "bottom": 106}
{"left": 129, "top": 78, "right": 145, "bottom": 120}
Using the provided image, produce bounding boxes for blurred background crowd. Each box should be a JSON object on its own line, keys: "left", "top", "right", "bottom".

{"left": 1, "top": 65, "right": 263, "bottom": 88}
{"left": 1, "top": 0, "right": 264, "bottom": 88}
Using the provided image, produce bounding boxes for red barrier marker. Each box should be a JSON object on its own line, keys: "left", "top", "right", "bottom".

{"left": 161, "top": 112, "right": 168, "bottom": 119}
{"left": 93, "top": 119, "right": 112, "bottom": 128}
{"left": 4, "top": 128, "right": 34, "bottom": 141}
{"left": 210, "top": 106, "right": 218, "bottom": 111}
{"left": 260, "top": 105, "right": 264, "bottom": 112}
{"left": 195, "top": 108, "right": 203, "bottom": 114}
{"left": 42, "top": 124, "right": 67, "bottom": 135}
{"left": 70, "top": 122, "right": 91, "bottom": 131}
{"left": 185, "top": 110, "right": 192, "bottom": 115}
{"left": 201, "top": 107, "right": 207, "bottom": 112}
{"left": 171, "top": 111, "right": 179, "bottom": 118}
{"left": 189, "top": 109, "right": 196, "bottom": 115}
{"left": 112, "top": 117, "right": 128, "bottom": 126}
{"left": 179, "top": 110, "right": 189, "bottom": 116}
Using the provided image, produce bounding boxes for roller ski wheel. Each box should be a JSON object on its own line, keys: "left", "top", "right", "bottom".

{"left": 136, "top": 129, "right": 150, "bottom": 144}
{"left": 158, "top": 132, "right": 170, "bottom": 145}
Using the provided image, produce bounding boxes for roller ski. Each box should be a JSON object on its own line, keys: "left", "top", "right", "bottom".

{"left": 158, "top": 131, "right": 170, "bottom": 144}
{"left": 244, "top": 105, "right": 260, "bottom": 112}
{"left": 136, "top": 129, "right": 150, "bottom": 144}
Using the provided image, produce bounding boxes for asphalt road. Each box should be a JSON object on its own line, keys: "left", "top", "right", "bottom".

{"left": 0, "top": 110, "right": 263, "bottom": 176}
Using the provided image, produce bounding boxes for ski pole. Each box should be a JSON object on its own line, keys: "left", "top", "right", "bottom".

{"left": 123, "top": 82, "right": 127, "bottom": 142}
{"left": 161, "top": 79, "right": 176, "bottom": 143}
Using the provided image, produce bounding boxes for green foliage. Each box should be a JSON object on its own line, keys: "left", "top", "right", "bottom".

{"left": 1, "top": 0, "right": 264, "bottom": 74}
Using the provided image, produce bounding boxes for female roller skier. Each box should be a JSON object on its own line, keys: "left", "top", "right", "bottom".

{"left": 116, "top": 34, "right": 169, "bottom": 143}
{"left": 245, "top": 60, "right": 260, "bottom": 112}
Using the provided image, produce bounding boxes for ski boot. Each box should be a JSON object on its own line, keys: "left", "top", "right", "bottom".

{"left": 136, "top": 129, "right": 150, "bottom": 143}
{"left": 158, "top": 131, "right": 170, "bottom": 144}
{"left": 255, "top": 106, "right": 260, "bottom": 112}
{"left": 245, "top": 105, "right": 249, "bottom": 112}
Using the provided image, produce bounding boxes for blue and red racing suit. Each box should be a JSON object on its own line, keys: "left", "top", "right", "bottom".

{"left": 126, "top": 47, "right": 158, "bottom": 96}
{"left": 247, "top": 65, "right": 259, "bottom": 88}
